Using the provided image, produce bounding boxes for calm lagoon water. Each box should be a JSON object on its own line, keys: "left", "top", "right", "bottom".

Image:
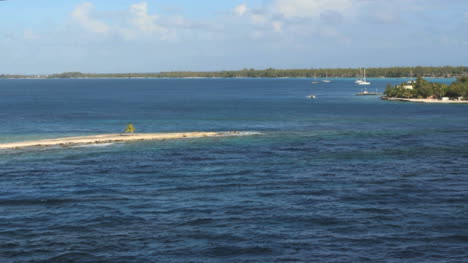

{"left": 0, "top": 78, "right": 467, "bottom": 262}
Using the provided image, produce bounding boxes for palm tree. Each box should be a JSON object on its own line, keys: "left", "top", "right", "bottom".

{"left": 125, "top": 124, "right": 136, "bottom": 135}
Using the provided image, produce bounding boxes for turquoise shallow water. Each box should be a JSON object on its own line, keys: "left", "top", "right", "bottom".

{"left": 0, "top": 78, "right": 467, "bottom": 262}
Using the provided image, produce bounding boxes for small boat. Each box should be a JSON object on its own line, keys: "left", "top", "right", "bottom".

{"left": 322, "top": 72, "right": 331, "bottom": 83}
{"left": 355, "top": 88, "right": 382, "bottom": 96}
{"left": 358, "top": 69, "right": 370, "bottom": 85}
{"left": 355, "top": 68, "right": 364, "bottom": 83}
{"left": 311, "top": 73, "right": 319, "bottom": 84}
{"left": 307, "top": 95, "right": 317, "bottom": 99}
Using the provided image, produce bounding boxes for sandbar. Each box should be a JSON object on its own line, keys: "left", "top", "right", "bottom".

{"left": 0, "top": 131, "right": 247, "bottom": 150}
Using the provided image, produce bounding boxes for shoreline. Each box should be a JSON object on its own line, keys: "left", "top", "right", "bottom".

{"left": 0, "top": 131, "right": 250, "bottom": 150}
{"left": 355, "top": 92, "right": 383, "bottom": 96}
{"left": 381, "top": 96, "right": 468, "bottom": 104}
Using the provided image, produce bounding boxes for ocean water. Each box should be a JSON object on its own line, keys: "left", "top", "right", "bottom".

{"left": 0, "top": 78, "right": 467, "bottom": 263}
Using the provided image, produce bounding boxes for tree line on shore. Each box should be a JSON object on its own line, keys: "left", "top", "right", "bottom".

{"left": 1, "top": 66, "right": 468, "bottom": 79}
{"left": 384, "top": 77, "right": 468, "bottom": 99}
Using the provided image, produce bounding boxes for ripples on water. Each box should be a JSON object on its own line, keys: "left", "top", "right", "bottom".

{"left": 0, "top": 79, "right": 467, "bottom": 262}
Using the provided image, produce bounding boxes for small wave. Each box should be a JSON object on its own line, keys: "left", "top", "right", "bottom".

{"left": 180, "top": 156, "right": 217, "bottom": 161}
{"left": 277, "top": 147, "right": 310, "bottom": 152}
{"left": 183, "top": 218, "right": 215, "bottom": 226}
{"left": 219, "top": 131, "right": 263, "bottom": 137}
{"left": 205, "top": 245, "right": 273, "bottom": 256}
{"left": 238, "top": 131, "right": 263, "bottom": 136}
{"left": 0, "top": 198, "right": 77, "bottom": 206}
{"left": 356, "top": 207, "right": 395, "bottom": 214}
{"left": 48, "top": 252, "right": 101, "bottom": 262}
{"left": 440, "top": 235, "right": 468, "bottom": 242}
{"left": 183, "top": 232, "right": 246, "bottom": 242}
{"left": 72, "top": 143, "right": 115, "bottom": 148}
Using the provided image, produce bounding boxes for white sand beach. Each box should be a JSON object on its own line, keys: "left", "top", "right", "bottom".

{"left": 382, "top": 97, "right": 468, "bottom": 104}
{"left": 0, "top": 131, "right": 245, "bottom": 150}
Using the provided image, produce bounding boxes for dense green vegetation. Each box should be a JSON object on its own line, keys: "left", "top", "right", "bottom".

{"left": 1, "top": 66, "right": 468, "bottom": 79}
{"left": 384, "top": 77, "right": 468, "bottom": 99}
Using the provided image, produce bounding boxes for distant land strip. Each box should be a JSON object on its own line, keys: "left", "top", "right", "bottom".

{"left": 2, "top": 66, "right": 468, "bottom": 79}
{"left": 0, "top": 131, "right": 253, "bottom": 150}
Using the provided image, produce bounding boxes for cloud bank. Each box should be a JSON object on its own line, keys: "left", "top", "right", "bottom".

{"left": 1, "top": 0, "right": 467, "bottom": 73}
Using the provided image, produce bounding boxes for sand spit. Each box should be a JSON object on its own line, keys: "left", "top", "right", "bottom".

{"left": 0, "top": 131, "right": 250, "bottom": 150}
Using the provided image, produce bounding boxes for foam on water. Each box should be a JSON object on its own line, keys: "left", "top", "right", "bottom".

{"left": 222, "top": 131, "right": 263, "bottom": 136}
{"left": 71, "top": 142, "right": 116, "bottom": 148}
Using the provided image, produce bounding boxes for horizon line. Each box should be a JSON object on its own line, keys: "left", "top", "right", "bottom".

{"left": 2, "top": 65, "right": 468, "bottom": 76}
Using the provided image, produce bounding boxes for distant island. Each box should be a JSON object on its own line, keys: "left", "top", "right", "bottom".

{"left": 2, "top": 66, "right": 468, "bottom": 79}
{"left": 382, "top": 77, "right": 468, "bottom": 103}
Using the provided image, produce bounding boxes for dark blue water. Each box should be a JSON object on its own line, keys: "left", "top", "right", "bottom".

{"left": 1, "top": 79, "right": 467, "bottom": 263}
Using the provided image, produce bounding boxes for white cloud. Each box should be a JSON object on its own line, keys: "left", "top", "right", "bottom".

{"left": 167, "top": 15, "right": 193, "bottom": 28}
{"left": 3, "top": 33, "right": 17, "bottom": 41}
{"left": 71, "top": 2, "right": 110, "bottom": 33}
{"left": 319, "top": 25, "right": 350, "bottom": 43}
{"left": 271, "top": 0, "right": 354, "bottom": 19}
{"left": 320, "top": 10, "right": 343, "bottom": 25}
{"left": 234, "top": 4, "right": 249, "bottom": 16}
{"left": 250, "top": 14, "right": 268, "bottom": 26}
{"left": 70, "top": 2, "right": 175, "bottom": 40}
{"left": 128, "top": 3, "right": 168, "bottom": 35}
{"left": 233, "top": 0, "right": 360, "bottom": 37}
{"left": 272, "top": 21, "right": 283, "bottom": 32}
{"left": 250, "top": 30, "right": 264, "bottom": 39}
{"left": 23, "top": 29, "right": 40, "bottom": 40}
{"left": 373, "top": 11, "right": 399, "bottom": 24}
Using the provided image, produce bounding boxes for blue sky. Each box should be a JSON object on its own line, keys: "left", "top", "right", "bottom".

{"left": 1, "top": 0, "right": 467, "bottom": 74}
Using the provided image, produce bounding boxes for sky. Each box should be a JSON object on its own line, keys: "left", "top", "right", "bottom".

{"left": 1, "top": 0, "right": 468, "bottom": 74}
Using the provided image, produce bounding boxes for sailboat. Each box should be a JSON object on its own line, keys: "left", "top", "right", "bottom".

{"left": 311, "top": 73, "right": 319, "bottom": 84}
{"left": 355, "top": 68, "right": 364, "bottom": 84}
{"left": 322, "top": 72, "right": 331, "bottom": 83}
{"left": 358, "top": 68, "right": 370, "bottom": 85}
